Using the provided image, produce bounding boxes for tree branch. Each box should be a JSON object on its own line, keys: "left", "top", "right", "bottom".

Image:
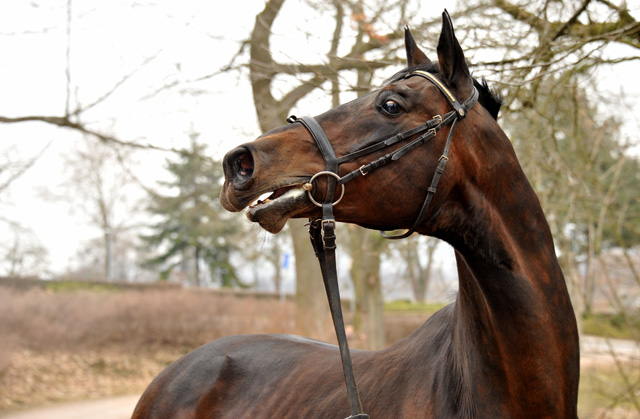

{"left": 75, "top": 49, "right": 165, "bottom": 116}
{"left": 492, "top": 0, "right": 640, "bottom": 49}
{"left": 549, "top": 0, "right": 592, "bottom": 42}
{"left": 0, "top": 115, "right": 186, "bottom": 155}
{"left": 0, "top": 140, "right": 52, "bottom": 193}
{"left": 279, "top": 75, "right": 327, "bottom": 111}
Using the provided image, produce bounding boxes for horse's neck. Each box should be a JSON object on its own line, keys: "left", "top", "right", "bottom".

{"left": 441, "top": 176, "right": 579, "bottom": 415}
{"left": 453, "top": 245, "right": 572, "bottom": 360}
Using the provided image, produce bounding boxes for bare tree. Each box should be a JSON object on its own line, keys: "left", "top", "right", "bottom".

{"left": 390, "top": 235, "right": 440, "bottom": 303}
{"left": 0, "top": 1, "right": 234, "bottom": 282}
{"left": 456, "top": 0, "right": 640, "bottom": 94}
{"left": 0, "top": 143, "right": 52, "bottom": 195}
{"left": 58, "top": 137, "right": 136, "bottom": 281}
{"left": 0, "top": 1, "right": 195, "bottom": 155}
{"left": 0, "top": 223, "right": 49, "bottom": 278}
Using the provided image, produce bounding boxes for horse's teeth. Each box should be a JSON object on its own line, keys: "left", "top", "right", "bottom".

{"left": 254, "top": 198, "right": 272, "bottom": 207}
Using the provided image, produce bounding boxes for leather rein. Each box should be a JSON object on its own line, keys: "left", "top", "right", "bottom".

{"left": 287, "top": 70, "right": 479, "bottom": 419}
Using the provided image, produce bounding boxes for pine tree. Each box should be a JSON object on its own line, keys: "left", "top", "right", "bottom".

{"left": 140, "top": 133, "right": 242, "bottom": 287}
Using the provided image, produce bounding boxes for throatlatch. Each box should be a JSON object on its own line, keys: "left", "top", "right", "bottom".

{"left": 288, "top": 70, "right": 478, "bottom": 419}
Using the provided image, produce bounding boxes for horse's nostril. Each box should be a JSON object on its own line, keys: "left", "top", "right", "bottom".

{"left": 223, "top": 146, "right": 256, "bottom": 190}
{"left": 234, "top": 151, "right": 254, "bottom": 180}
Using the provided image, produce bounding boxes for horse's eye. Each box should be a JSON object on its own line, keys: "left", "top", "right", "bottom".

{"left": 381, "top": 100, "right": 403, "bottom": 116}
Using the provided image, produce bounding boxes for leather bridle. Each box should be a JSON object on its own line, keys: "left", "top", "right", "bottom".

{"left": 287, "top": 70, "right": 479, "bottom": 419}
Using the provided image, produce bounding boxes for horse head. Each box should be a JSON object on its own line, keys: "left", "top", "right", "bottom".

{"left": 220, "top": 11, "right": 506, "bottom": 241}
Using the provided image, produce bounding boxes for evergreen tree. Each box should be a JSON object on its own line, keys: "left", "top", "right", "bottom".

{"left": 140, "top": 134, "right": 242, "bottom": 287}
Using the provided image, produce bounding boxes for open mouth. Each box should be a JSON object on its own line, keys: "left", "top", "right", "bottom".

{"left": 220, "top": 146, "right": 318, "bottom": 233}
{"left": 248, "top": 185, "right": 302, "bottom": 210}
{"left": 244, "top": 183, "right": 312, "bottom": 233}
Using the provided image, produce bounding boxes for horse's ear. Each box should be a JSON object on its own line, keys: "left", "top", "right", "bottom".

{"left": 437, "top": 10, "right": 472, "bottom": 96}
{"left": 405, "top": 27, "right": 431, "bottom": 68}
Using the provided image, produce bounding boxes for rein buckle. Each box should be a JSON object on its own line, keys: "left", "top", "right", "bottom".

{"left": 321, "top": 218, "right": 336, "bottom": 229}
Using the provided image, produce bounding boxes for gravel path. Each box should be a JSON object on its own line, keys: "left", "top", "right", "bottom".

{"left": 0, "top": 395, "right": 140, "bottom": 419}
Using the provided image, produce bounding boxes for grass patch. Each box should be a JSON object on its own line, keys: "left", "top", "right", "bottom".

{"left": 384, "top": 300, "right": 447, "bottom": 313}
{"left": 583, "top": 312, "right": 640, "bottom": 341}
{"left": 44, "top": 280, "right": 120, "bottom": 293}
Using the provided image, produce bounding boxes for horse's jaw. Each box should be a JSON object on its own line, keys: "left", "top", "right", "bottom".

{"left": 220, "top": 181, "right": 314, "bottom": 234}
{"left": 246, "top": 187, "right": 310, "bottom": 233}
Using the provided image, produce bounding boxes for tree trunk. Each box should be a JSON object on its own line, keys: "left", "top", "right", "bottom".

{"left": 406, "top": 237, "right": 438, "bottom": 303}
{"left": 194, "top": 246, "right": 201, "bottom": 288}
{"left": 272, "top": 240, "right": 282, "bottom": 295}
{"left": 348, "top": 225, "right": 385, "bottom": 350}
{"left": 290, "top": 218, "right": 331, "bottom": 339}
{"left": 104, "top": 227, "right": 114, "bottom": 281}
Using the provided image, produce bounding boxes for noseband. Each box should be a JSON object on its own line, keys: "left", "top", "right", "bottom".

{"left": 287, "top": 71, "right": 479, "bottom": 419}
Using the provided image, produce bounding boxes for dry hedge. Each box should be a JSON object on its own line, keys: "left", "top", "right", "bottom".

{"left": 0, "top": 287, "right": 298, "bottom": 354}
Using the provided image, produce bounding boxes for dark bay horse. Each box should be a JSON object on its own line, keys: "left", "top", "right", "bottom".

{"left": 133, "top": 12, "right": 579, "bottom": 418}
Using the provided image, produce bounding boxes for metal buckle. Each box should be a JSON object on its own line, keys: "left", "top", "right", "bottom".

{"left": 306, "top": 171, "right": 346, "bottom": 207}
{"left": 432, "top": 114, "right": 443, "bottom": 124}
{"left": 358, "top": 165, "right": 368, "bottom": 176}
{"left": 321, "top": 219, "right": 336, "bottom": 229}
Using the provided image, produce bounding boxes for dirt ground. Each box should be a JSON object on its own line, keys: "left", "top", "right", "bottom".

{"left": 0, "top": 349, "right": 177, "bottom": 411}
{"left": 0, "top": 395, "right": 140, "bottom": 419}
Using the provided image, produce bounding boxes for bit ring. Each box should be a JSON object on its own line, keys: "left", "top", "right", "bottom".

{"left": 306, "top": 171, "right": 345, "bottom": 207}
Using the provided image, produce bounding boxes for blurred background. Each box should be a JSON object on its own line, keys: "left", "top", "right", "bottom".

{"left": 1, "top": 0, "right": 639, "bottom": 417}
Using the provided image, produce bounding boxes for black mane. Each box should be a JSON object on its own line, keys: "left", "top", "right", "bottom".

{"left": 473, "top": 78, "right": 502, "bottom": 120}
{"left": 386, "top": 62, "right": 503, "bottom": 121}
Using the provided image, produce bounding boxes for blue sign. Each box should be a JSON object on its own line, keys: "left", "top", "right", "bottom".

{"left": 283, "top": 253, "right": 290, "bottom": 269}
